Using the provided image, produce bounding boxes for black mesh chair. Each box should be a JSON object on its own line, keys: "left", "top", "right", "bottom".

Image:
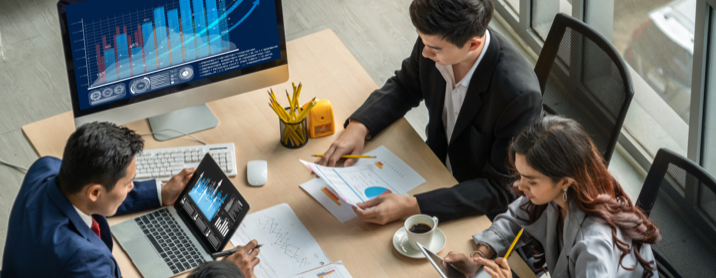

{"left": 534, "top": 13, "right": 634, "bottom": 165}
{"left": 636, "top": 148, "right": 716, "bottom": 277}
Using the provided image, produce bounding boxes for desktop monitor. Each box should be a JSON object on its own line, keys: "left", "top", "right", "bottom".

{"left": 58, "top": 0, "right": 288, "bottom": 140}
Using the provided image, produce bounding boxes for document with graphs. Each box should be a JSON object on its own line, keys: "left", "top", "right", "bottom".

{"left": 230, "top": 203, "right": 331, "bottom": 278}
{"left": 300, "top": 146, "right": 426, "bottom": 206}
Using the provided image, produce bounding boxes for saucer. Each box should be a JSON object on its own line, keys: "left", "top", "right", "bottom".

{"left": 392, "top": 227, "right": 446, "bottom": 259}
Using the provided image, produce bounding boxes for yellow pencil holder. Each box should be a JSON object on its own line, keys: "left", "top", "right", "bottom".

{"left": 279, "top": 107, "right": 308, "bottom": 149}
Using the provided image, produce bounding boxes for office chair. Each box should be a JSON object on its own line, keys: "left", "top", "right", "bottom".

{"left": 534, "top": 13, "right": 634, "bottom": 165}
{"left": 635, "top": 148, "right": 716, "bottom": 277}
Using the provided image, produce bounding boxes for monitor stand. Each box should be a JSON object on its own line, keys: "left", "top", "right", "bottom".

{"left": 148, "top": 104, "right": 219, "bottom": 141}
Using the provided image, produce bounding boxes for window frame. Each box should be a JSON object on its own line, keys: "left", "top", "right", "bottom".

{"left": 493, "top": 0, "right": 585, "bottom": 56}
{"left": 690, "top": 0, "right": 713, "bottom": 167}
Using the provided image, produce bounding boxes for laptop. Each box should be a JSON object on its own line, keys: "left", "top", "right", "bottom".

{"left": 113, "top": 154, "right": 250, "bottom": 278}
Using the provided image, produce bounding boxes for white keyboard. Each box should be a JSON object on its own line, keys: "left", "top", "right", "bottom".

{"left": 135, "top": 143, "right": 237, "bottom": 181}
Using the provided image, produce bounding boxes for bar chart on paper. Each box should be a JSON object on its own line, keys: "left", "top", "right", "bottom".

{"left": 290, "top": 261, "right": 353, "bottom": 278}
{"left": 231, "top": 203, "right": 331, "bottom": 278}
{"left": 65, "top": 0, "right": 281, "bottom": 110}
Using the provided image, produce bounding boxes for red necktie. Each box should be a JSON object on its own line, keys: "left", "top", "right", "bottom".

{"left": 91, "top": 218, "right": 101, "bottom": 238}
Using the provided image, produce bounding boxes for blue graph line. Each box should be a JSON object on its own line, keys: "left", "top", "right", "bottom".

{"left": 166, "top": 0, "right": 255, "bottom": 56}
{"left": 194, "top": 0, "right": 259, "bottom": 50}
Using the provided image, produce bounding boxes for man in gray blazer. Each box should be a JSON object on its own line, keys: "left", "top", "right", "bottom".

{"left": 316, "top": 0, "right": 543, "bottom": 224}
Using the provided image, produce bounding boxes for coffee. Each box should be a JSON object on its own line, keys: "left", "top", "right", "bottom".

{"left": 409, "top": 222, "right": 433, "bottom": 233}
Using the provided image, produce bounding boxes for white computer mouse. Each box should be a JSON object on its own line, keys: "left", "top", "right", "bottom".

{"left": 246, "top": 160, "right": 268, "bottom": 186}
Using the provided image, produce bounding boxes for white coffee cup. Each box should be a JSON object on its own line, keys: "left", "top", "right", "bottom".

{"left": 404, "top": 214, "right": 439, "bottom": 250}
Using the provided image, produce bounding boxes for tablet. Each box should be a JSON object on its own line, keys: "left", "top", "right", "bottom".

{"left": 416, "top": 242, "right": 468, "bottom": 278}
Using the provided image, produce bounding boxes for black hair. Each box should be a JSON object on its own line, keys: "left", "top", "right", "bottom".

{"left": 409, "top": 0, "right": 494, "bottom": 47}
{"left": 57, "top": 122, "right": 144, "bottom": 194}
{"left": 188, "top": 261, "right": 245, "bottom": 278}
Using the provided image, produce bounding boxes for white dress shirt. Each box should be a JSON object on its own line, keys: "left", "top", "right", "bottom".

{"left": 73, "top": 180, "right": 164, "bottom": 229}
{"left": 73, "top": 205, "right": 94, "bottom": 228}
{"left": 436, "top": 30, "right": 491, "bottom": 173}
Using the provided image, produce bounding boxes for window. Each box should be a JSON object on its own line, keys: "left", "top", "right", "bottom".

{"left": 494, "top": 0, "right": 713, "bottom": 174}
{"left": 615, "top": 0, "right": 695, "bottom": 124}
{"left": 608, "top": 0, "right": 695, "bottom": 162}
{"left": 532, "top": 0, "right": 572, "bottom": 40}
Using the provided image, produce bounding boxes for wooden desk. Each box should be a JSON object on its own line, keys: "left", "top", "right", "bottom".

{"left": 22, "top": 29, "right": 491, "bottom": 277}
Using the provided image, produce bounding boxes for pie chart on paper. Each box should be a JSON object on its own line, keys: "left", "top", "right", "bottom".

{"left": 364, "top": 186, "right": 393, "bottom": 199}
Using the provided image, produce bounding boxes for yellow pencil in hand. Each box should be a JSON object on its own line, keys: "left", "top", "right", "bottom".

{"left": 504, "top": 228, "right": 524, "bottom": 259}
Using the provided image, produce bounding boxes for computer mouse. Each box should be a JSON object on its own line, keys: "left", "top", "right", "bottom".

{"left": 246, "top": 160, "right": 268, "bottom": 186}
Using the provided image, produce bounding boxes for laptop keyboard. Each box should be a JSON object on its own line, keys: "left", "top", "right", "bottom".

{"left": 135, "top": 208, "right": 207, "bottom": 274}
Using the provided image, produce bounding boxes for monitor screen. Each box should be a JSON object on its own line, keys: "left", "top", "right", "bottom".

{"left": 59, "top": 0, "right": 286, "bottom": 118}
{"left": 176, "top": 153, "right": 249, "bottom": 253}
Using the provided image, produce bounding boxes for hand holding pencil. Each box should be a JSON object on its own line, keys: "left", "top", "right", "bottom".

{"left": 222, "top": 239, "right": 261, "bottom": 278}
{"left": 477, "top": 228, "right": 522, "bottom": 278}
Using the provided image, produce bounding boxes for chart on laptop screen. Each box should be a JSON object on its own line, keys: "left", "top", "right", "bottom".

{"left": 65, "top": 0, "right": 281, "bottom": 110}
{"left": 180, "top": 167, "right": 246, "bottom": 249}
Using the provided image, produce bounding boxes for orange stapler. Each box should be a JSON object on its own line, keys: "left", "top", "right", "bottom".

{"left": 306, "top": 99, "right": 335, "bottom": 138}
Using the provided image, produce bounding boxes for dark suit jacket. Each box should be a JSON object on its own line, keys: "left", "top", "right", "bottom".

{"left": 348, "top": 30, "right": 542, "bottom": 221}
{"left": 1, "top": 157, "right": 161, "bottom": 278}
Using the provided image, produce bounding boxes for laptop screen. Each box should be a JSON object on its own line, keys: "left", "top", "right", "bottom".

{"left": 175, "top": 153, "right": 250, "bottom": 253}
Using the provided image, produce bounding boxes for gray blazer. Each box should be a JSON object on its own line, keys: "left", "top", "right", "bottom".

{"left": 472, "top": 197, "right": 657, "bottom": 278}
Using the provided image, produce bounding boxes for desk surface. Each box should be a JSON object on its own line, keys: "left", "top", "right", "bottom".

{"left": 22, "top": 29, "right": 491, "bottom": 278}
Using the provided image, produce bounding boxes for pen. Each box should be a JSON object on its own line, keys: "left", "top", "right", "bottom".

{"left": 312, "top": 154, "right": 377, "bottom": 159}
{"left": 504, "top": 228, "right": 524, "bottom": 259}
{"left": 211, "top": 244, "right": 263, "bottom": 259}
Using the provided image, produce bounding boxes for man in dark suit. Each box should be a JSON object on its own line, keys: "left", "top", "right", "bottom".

{"left": 316, "top": 0, "right": 542, "bottom": 224}
{"left": 1, "top": 122, "right": 259, "bottom": 278}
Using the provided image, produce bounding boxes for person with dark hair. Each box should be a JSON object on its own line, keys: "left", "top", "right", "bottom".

{"left": 315, "top": 0, "right": 542, "bottom": 224}
{"left": 188, "top": 260, "right": 246, "bottom": 278}
{"left": 443, "top": 115, "right": 661, "bottom": 278}
{"left": 0, "top": 122, "right": 259, "bottom": 278}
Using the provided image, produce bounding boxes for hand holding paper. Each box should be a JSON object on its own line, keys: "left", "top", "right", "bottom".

{"left": 351, "top": 194, "right": 421, "bottom": 225}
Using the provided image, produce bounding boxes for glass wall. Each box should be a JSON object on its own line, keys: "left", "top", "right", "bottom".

{"left": 614, "top": 0, "right": 695, "bottom": 123}
{"left": 532, "top": 0, "right": 572, "bottom": 40}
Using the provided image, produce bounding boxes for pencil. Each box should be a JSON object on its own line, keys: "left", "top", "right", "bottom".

{"left": 295, "top": 97, "right": 317, "bottom": 121}
{"left": 211, "top": 244, "right": 263, "bottom": 259}
{"left": 504, "top": 228, "right": 524, "bottom": 259}
{"left": 312, "top": 154, "right": 377, "bottom": 159}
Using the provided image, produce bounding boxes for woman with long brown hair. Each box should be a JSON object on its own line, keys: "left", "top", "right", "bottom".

{"left": 444, "top": 115, "right": 661, "bottom": 278}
